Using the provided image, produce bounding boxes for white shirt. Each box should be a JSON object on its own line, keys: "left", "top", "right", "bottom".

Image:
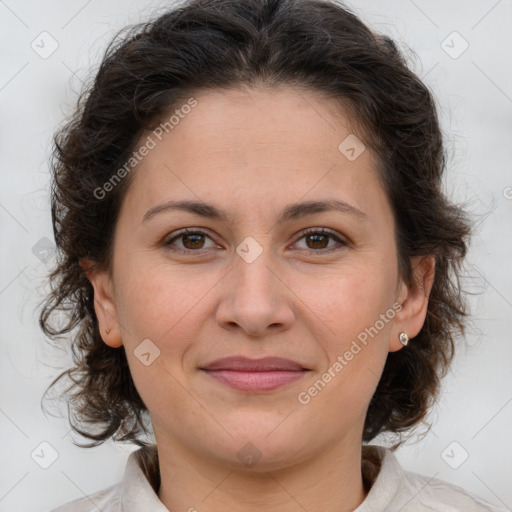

{"left": 50, "top": 444, "right": 505, "bottom": 511}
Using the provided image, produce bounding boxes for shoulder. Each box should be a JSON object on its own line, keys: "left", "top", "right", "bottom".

{"left": 48, "top": 483, "right": 122, "bottom": 512}
{"left": 400, "top": 468, "right": 505, "bottom": 512}
{"left": 360, "top": 445, "right": 505, "bottom": 512}
{"left": 47, "top": 446, "right": 161, "bottom": 512}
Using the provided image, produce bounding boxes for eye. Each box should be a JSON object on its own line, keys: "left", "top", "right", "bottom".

{"left": 293, "top": 227, "right": 347, "bottom": 252}
{"left": 163, "top": 228, "right": 219, "bottom": 253}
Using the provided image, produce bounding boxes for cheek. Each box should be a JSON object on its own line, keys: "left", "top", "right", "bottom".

{"left": 114, "top": 259, "right": 219, "bottom": 355}
{"left": 114, "top": 262, "right": 211, "bottom": 414}
{"left": 113, "top": 269, "right": 229, "bottom": 452}
{"left": 296, "top": 262, "right": 395, "bottom": 403}
{"left": 299, "top": 260, "right": 396, "bottom": 340}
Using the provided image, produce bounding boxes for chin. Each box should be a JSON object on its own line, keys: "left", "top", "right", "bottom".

{"left": 207, "top": 426, "right": 314, "bottom": 473}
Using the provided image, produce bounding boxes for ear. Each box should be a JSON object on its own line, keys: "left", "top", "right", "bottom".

{"left": 80, "top": 258, "right": 123, "bottom": 348}
{"left": 389, "top": 255, "right": 435, "bottom": 352}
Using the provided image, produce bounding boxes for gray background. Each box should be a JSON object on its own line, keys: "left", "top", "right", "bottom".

{"left": 0, "top": 0, "right": 511, "bottom": 510}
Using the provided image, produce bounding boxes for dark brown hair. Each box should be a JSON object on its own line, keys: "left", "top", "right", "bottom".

{"left": 41, "top": 0, "right": 471, "bottom": 447}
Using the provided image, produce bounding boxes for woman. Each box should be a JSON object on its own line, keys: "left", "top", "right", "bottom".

{"left": 41, "top": 0, "right": 505, "bottom": 510}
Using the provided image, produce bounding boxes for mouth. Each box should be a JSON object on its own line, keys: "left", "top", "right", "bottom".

{"left": 200, "top": 356, "right": 311, "bottom": 392}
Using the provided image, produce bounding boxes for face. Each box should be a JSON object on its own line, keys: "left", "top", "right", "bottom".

{"left": 87, "top": 85, "right": 433, "bottom": 471}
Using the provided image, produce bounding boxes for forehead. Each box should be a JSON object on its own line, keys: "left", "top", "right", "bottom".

{"left": 121, "top": 85, "right": 390, "bottom": 225}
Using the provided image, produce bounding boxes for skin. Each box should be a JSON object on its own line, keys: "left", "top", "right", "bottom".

{"left": 83, "top": 85, "right": 435, "bottom": 512}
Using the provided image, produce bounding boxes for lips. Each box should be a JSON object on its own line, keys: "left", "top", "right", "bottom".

{"left": 200, "top": 356, "right": 310, "bottom": 392}
{"left": 201, "top": 356, "right": 307, "bottom": 372}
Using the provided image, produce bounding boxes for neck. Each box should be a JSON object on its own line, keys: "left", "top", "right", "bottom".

{"left": 154, "top": 434, "right": 369, "bottom": 512}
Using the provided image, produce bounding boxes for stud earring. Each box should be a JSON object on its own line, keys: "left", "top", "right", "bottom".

{"left": 105, "top": 327, "right": 111, "bottom": 335}
{"left": 399, "top": 332, "right": 409, "bottom": 346}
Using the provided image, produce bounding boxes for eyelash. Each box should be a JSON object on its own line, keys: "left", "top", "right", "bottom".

{"left": 163, "top": 227, "right": 347, "bottom": 255}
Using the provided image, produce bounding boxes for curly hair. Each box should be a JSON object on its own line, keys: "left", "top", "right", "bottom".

{"left": 40, "top": 0, "right": 471, "bottom": 447}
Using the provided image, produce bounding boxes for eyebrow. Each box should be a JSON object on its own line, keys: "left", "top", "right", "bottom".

{"left": 142, "top": 199, "right": 369, "bottom": 225}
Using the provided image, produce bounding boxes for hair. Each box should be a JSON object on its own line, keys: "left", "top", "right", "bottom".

{"left": 40, "top": 0, "right": 471, "bottom": 448}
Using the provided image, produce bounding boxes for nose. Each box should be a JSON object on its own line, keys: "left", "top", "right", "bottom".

{"left": 215, "top": 246, "right": 295, "bottom": 337}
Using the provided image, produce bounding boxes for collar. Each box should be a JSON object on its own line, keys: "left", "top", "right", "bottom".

{"left": 356, "top": 445, "right": 403, "bottom": 511}
{"left": 120, "top": 445, "right": 167, "bottom": 511}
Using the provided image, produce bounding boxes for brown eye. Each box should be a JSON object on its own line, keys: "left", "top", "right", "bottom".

{"left": 181, "top": 233, "right": 205, "bottom": 249}
{"left": 164, "top": 229, "right": 217, "bottom": 253}
{"left": 305, "top": 233, "right": 330, "bottom": 249}
{"left": 295, "top": 228, "right": 347, "bottom": 252}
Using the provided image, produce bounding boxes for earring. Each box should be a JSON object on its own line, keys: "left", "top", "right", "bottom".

{"left": 399, "top": 332, "right": 409, "bottom": 346}
{"left": 105, "top": 327, "right": 111, "bottom": 335}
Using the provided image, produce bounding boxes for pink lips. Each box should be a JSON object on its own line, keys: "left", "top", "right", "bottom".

{"left": 200, "top": 356, "right": 309, "bottom": 392}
